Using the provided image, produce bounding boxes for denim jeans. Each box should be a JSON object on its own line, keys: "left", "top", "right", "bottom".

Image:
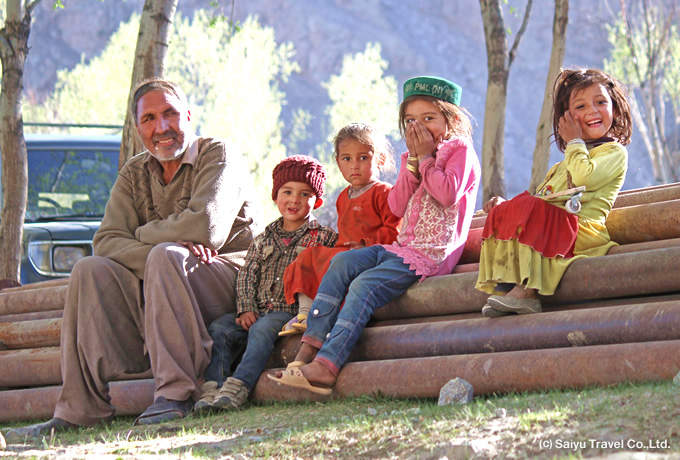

{"left": 304, "top": 246, "right": 419, "bottom": 374}
{"left": 204, "top": 310, "right": 294, "bottom": 390}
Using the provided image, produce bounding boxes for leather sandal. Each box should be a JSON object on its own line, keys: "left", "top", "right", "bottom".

{"left": 267, "top": 367, "right": 332, "bottom": 395}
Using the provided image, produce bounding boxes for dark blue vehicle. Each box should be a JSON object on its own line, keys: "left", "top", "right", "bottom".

{"left": 0, "top": 135, "right": 121, "bottom": 284}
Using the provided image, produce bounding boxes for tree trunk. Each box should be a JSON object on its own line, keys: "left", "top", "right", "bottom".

{"left": 481, "top": 82, "right": 507, "bottom": 201}
{"left": 119, "top": 0, "right": 178, "bottom": 169}
{"left": 480, "top": 0, "right": 514, "bottom": 202}
{"left": 0, "top": 0, "right": 41, "bottom": 283}
{"left": 529, "top": 0, "right": 569, "bottom": 193}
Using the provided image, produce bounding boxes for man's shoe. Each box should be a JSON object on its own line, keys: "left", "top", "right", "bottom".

{"left": 133, "top": 396, "right": 194, "bottom": 426}
{"left": 193, "top": 381, "right": 219, "bottom": 413}
{"left": 487, "top": 295, "right": 542, "bottom": 314}
{"left": 212, "top": 377, "right": 249, "bottom": 411}
{"left": 4, "top": 417, "right": 78, "bottom": 441}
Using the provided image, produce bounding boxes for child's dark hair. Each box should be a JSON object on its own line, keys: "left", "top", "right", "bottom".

{"left": 552, "top": 67, "right": 633, "bottom": 151}
{"left": 398, "top": 95, "right": 473, "bottom": 142}
{"left": 333, "top": 123, "right": 396, "bottom": 174}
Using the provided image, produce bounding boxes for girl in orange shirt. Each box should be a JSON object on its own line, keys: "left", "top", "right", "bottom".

{"left": 280, "top": 122, "right": 402, "bottom": 335}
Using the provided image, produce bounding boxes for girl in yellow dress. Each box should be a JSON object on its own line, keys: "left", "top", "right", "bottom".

{"left": 476, "top": 67, "right": 633, "bottom": 317}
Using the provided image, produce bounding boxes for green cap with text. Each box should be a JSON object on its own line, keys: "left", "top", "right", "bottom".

{"left": 403, "top": 76, "right": 462, "bottom": 106}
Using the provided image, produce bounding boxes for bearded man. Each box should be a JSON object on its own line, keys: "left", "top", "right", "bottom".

{"left": 6, "top": 79, "right": 262, "bottom": 437}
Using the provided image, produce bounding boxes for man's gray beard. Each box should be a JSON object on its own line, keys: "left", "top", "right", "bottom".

{"left": 150, "top": 138, "right": 189, "bottom": 163}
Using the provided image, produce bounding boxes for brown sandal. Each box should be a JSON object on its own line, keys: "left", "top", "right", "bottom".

{"left": 267, "top": 367, "right": 332, "bottom": 395}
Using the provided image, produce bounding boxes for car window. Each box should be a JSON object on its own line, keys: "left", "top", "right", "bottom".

{"left": 25, "top": 148, "right": 119, "bottom": 222}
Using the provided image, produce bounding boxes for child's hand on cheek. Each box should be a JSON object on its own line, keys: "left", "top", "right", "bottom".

{"left": 406, "top": 121, "right": 437, "bottom": 161}
{"left": 404, "top": 123, "right": 418, "bottom": 157}
{"left": 558, "top": 111, "right": 583, "bottom": 145}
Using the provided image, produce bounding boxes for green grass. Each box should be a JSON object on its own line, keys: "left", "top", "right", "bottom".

{"left": 2, "top": 380, "right": 680, "bottom": 459}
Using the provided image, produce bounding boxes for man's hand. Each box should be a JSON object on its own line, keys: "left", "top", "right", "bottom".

{"left": 177, "top": 240, "right": 218, "bottom": 264}
{"left": 236, "top": 311, "right": 259, "bottom": 331}
{"left": 483, "top": 196, "right": 506, "bottom": 213}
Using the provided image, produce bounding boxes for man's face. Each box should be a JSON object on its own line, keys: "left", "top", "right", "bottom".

{"left": 135, "top": 90, "right": 191, "bottom": 163}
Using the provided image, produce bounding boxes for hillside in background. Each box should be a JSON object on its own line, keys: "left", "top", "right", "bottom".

{"left": 24, "top": 0, "right": 653, "bottom": 203}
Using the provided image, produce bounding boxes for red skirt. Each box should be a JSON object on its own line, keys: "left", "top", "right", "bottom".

{"left": 481, "top": 191, "right": 579, "bottom": 258}
{"left": 283, "top": 245, "right": 351, "bottom": 305}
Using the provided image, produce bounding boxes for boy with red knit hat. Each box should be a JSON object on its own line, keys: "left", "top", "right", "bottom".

{"left": 194, "top": 155, "right": 337, "bottom": 412}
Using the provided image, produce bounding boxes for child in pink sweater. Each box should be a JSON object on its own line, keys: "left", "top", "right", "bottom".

{"left": 269, "top": 76, "right": 481, "bottom": 394}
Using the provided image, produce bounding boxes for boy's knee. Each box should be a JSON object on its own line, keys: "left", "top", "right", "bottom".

{"left": 248, "top": 316, "right": 281, "bottom": 339}
{"left": 208, "top": 313, "right": 239, "bottom": 337}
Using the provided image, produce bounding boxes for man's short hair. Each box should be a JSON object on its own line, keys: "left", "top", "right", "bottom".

{"left": 131, "top": 78, "right": 189, "bottom": 125}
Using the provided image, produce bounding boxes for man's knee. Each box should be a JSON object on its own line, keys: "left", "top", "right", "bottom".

{"left": 70, "top": 255, "right": 119, "bottom": 283}
{"left": 147, "top": 242, "right": 186, "bottom": 267}
{"left": 144, "top": 243, "right": 193, "bottom": 283}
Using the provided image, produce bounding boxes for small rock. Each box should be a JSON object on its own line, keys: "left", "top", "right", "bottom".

{"left": 494, "top": 408, "right": 507, "bottom": 418}
{"left": 0, "top": 431, "right": 5, "bottom": 450}
{"left": 673, "top": 371, "right": 680, "bottom": 386}
{"left": 429, "top": 442, "right": 476, "bottom": 459}
{"left": 367, "top": 408, "right": 377, "bottom": 416}
{"left": 438, "top": 377, "right": 474, "bottom": 406}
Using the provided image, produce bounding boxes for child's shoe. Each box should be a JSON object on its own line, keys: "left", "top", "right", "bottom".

{"left": 292, "top": 316, "right": 307, "bottom": 332}
{"left": 212, "top": 377, "right": 249, "bottom": 411}
{"left": 279, "top": 313, "right": 307, "bottom": 336}
{"left": 193, "top": 380, "right": 219, "bottom": 413}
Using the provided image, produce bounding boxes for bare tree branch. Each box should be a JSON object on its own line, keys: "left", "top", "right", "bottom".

{"left": 619, "top": 0, "right": 645, "bottom": 86}
{"left": 25, "top": 0, "right": 43, "bottom": 14}
{"left": 508, "top": 0, "right": 534, "bottom": 69}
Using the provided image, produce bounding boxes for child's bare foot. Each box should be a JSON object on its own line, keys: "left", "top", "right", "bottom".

{"left": 294, "top": 342, "right": 319, "bottom": 364}
{"left": 298, "top": 361, "right": 336, "bottom": 388}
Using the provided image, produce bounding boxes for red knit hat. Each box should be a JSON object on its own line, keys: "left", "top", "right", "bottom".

{"left": 271, "top": 155, "right": 327, "bottom": 201}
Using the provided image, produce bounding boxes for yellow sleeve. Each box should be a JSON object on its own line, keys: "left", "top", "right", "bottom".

{"left": 563, "top": 142, "right": 627, "bottom": 191}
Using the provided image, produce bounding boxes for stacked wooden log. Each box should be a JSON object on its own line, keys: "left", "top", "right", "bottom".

{"left": 2, "top": 184, "right": 680, "bottom": 422}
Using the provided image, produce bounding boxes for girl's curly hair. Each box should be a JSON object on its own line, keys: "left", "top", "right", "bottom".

{"left": 552, "top": 67, "right": 633, "bottom": 151}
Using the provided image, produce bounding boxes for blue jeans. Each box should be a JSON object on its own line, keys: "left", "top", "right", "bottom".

{"left": 304, "top": 246, "right": 419, "bottom": 374}
{"left": 204, "top": 310, "right": 294, "bottom": 391}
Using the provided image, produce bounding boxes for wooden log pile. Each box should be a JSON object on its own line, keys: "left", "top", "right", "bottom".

{"left": 2, "top": 184, "right": 680, "bottom": 422}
